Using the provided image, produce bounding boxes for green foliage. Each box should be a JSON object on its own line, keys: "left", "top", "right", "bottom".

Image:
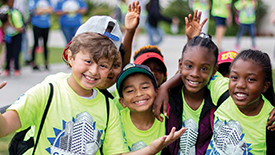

{"left": 162, "top": 0, "right": 193, "bottom": 34}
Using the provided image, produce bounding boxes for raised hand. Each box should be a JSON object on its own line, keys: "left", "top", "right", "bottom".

{"left": 185, "top": 9, "right": 208, "bottom": 41}
{"left": 124, "top": 0, "right": 140, "bottom": 32}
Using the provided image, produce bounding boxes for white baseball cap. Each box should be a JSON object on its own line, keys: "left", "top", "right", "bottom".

{"left": 62, "top": 15, "right": 123, "bottom": 67}
{"left": 75, "top": 15, "right": 123, "bottom": 50}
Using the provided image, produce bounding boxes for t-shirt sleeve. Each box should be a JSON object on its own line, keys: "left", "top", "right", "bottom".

{"left": 102, "top": 99, "right": 129, "bottom": 154}
{"left": 7, "top": 83, "right": 50, "bottom": 131}
{"left": 12, "top": 10, "right": 24, "bottom": 28}
{"left": 207, "top": 72, "right": 229, "bottom": 106}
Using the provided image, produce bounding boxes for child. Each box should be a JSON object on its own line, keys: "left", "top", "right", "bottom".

{"left": 0, "top": 26, "right": 184, "bottom": 155}
{"left": 133, "top": 45, "right": 167, "bottom": 87}
{"left": 206, "top": 49, "right": 275, "bottom": 154}
{"left": 234, "top": 0, "right": 257, "bottom": 50}
{"left": 116, "top": 63, "right": 171, "bottom": 155}
{"left": 217, "top": 50, "right": 238, "bottom": 77}
{"left": 0, "top": 1, "right": 24, "bottom": 76}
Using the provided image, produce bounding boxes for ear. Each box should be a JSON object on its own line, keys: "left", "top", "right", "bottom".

{"left": 67, "top": 50, "right": 74, "bottom": 67}
{"left": 211, "top": 64, "right": 218, "bottom": 77}
{"left": 178, "top": 58, "right": 182, "bottom": 73}
{"left": 262, "top": 81, "right": 271, "bottom": 93}
{"left": 119, "top": 97, "right": 127, "bottom": 108}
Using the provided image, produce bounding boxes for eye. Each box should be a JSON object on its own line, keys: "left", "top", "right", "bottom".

{"left": 126, "top": 89, "right": 134, "bottom": 93}
{"left": 113, "top": 64, "right": 120, "bottom": 69}
{"left": 142, "top": 86, "right": 149, "bottom": 90}
{"left": 230, "top": 75, "right": 238, "bottom": 80}
{"left": 85, "top": 60, "right": 91, "bottom": 64}
{"left": 247, "top": 78, "right": 256, "bottom": 82}
{"left": 185, "top": 64, "right": 192, "bottom": 69}
{"left": 100, "top": 64, "right": 108, "bottom": 69}
{"left": 201, "top": 67, "right": 208, "bottom": 71}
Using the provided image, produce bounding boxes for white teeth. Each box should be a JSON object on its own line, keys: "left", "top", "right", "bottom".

{"left": 86, "top": 76, "right": 95, "bottom": 81}
{"left": 189, "top": 80, "right": 199, "bottom": 84}
{"left": 134, "top": 100, "right": 146, "bottom": 104}
{"left": 236, "top": 93, "right": 246, "bottom": 97}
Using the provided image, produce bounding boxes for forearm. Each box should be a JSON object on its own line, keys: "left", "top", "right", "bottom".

{"left": 122, "top": 29, "right": 136, "bottom": 67}
{"left": 161, "top": 72, "right": 182, "bottom": 91}
{"left": 77, "top": 8, "right": 87, "bottom": 15}
{"left": 0, "top": 110, "right": 21, "bottom": 138}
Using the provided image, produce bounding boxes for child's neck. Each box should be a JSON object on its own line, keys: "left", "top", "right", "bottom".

{"left": 238, "top": 98, "right": 264, "bottom": 116}
{"left": 130, "top": 110, "right": 155, "bottom": 131}
{"left": 67, "top": 77, "right": 94, "bottom": 97}
{"left": 183, "top": 87, "right": 205, "bottom": 110}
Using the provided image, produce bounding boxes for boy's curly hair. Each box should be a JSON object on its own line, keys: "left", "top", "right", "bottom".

{"left": 69, "top": 32, "right": 119, "bottom": 64}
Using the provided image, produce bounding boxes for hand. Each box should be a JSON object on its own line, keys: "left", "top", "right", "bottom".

{"left": 149, "top": 127, "right": 186, "bottom": 154}
{"left": 154, "top": 84, "right": 169, "bottom": 122}
{"left": 124, "top": 0, "right": 140, "bottom": 32}
{"left": 267, "top": 107, "right": 275, "bottom": 131}
{"left": 185, "top": 9, "right": 208, "bottom": 41}
{"left": 226, "top": 15, "right": 232, "bottom": 26}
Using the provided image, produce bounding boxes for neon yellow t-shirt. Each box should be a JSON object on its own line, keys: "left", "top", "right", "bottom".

{"left": 5, "top": 8, "right": 24, "bottom": 36}
{"left": 178, "top": 72, "right": 229, "bottom": 154}
{"left": 120, "top": 108, "right": 166, "bottom": 155}
{"left": 211, "top": 0, "right": 232, "bottom": 18}
{"left": 234, "top": 0, "right": 256, "bottom": 24}
{"left": 205, "top": 95, "right": 273, "bottom": 155}
{"left": 193, "top": 0, "right": 210, "bottom": 11}
{"left": 8, "top": 79, "right": 128, "bottom": 155}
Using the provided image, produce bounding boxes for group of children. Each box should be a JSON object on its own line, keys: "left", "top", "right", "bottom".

{"left": 0, "top": 0, "right": 275, "bottom": 154}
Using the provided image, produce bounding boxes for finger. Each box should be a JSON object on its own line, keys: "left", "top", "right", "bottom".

{"left": 165, "top": 127, "right": 176, "bottom": 142}
{"left": 131, "top": 1, "right": 135, "bottom": 11}
{"left": 200, "top": 17, "right": 208, "bottom": 26}
{"left": 193, "top": 9, "right": 198, "bottom": 21}
{"left": 0, "top": 81, "right": 7, "bottom": 89}
{"left": 185, "top": 17, "right": 189, "bottom": 27}
{"left": 174, "top": 127, "right": 186, "bottom": 139}
{"left": 269, "top": 108, "right": 275, "bottom": 120}
{"left": 128, "top": 3, "right": 131, "bottom": 12}
{"left": 154, "top": 103, "right": 163, "bottom": 122}
{"left": 137, "top": 3, "right": 141, "bottom": 15}
{"left": 267, "top": 123, "right": 275, "bottom": 131}
{"left": 163, "top": 101, "right": 168, "bottom": 117}
{"left": 197, "top": 11, "right": 202, "bottom": 22}
{"left": 188, "top": 14, "right": 192, "bottom": 22}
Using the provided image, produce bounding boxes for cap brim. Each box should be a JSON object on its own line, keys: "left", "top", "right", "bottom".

{"left": 117, "top": 67, "right": 156, "bottom": 93}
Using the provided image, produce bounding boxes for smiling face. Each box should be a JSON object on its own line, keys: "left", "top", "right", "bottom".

{"left": 229, "top": 59, "right": 270, "bottom": 114}
{"left": 67, "top": 50, "right": 112, "bottom": 96}
{"left": 179, "top": 46, "right": 217, "bottom": 95}
{"left": 119, "top": 73, "right": 156, "bottom": 113}
{"left": 97, "top": 52, "right": 122, "bottom": 90}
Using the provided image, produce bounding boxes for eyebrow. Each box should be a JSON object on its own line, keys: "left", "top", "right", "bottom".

{"left": 184, "top": 59, "right": 211, "bottom": 66}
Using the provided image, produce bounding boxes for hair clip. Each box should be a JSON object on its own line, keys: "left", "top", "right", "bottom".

{"left": 199, "top": 32, "right": 210, "bottom": 39}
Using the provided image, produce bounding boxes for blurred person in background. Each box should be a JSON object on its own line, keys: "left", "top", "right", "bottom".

{"left": 0, "top": 0, "right": 24, "bottom": 77}
{"left": 211, "top": 0, "right": 232, "bottom": 51}
{"left": 28, "top": 0, "right": 53, "bottom": 71}
{"left": 145, "top": 0, "right": 179, "bottom": 46}
{"left": 54, "top": 0, "right": 87, "bottom": 45}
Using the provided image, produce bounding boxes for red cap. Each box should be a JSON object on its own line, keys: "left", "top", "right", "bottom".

{"left": 134, "top": 52, "right": 167, "bottom": 76}
{"left": 218, "top": 50, "right": 238, "bottom": 65}
{"left": 62, "top": 41, "right": 72, "bottom": 67}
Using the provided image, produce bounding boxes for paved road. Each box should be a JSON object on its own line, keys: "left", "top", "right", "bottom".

{"left": 0, "top": 29, "right": 275, "bottom": 107}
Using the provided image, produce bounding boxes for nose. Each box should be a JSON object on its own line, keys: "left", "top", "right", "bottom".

{"left": 190, "top": 68, "right": 199, "bottom": 77}
{"left": 135, "top": 89, "right": 143, "bottom": 97}
{"left": 236, "top": 79, "right": 246, "bottom": 89}
{"left": 89, "top": 64, "right": 98, "bottom": 75}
